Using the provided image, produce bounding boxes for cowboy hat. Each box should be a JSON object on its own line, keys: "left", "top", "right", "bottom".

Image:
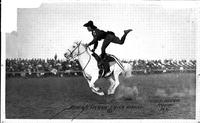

{"left": 83, "top": 20, "right": 97, "bottom": 29}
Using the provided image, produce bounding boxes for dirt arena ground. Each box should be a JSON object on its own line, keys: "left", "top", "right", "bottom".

{"left": 6, "top": 73, "right": 195, "bottom": 119}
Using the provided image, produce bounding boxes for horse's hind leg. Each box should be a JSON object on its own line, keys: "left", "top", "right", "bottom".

{"left": 107, "top": 77, "right": 115, "bottom": 95}
{"left": 109, "top": 66, "right": 121, "bottom": 94}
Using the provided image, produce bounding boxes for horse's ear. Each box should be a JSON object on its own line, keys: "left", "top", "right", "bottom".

{"left": 74, "top": 41, "right": 78, "bottom": 44}
{"left": 75, "top": 41, "right": 81, "bottom": 45}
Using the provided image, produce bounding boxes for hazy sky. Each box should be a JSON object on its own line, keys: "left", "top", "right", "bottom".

{"left": 5, "top": 2, "right": 198, "bottom": 60}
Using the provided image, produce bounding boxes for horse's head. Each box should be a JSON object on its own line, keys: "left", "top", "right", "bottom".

{"left": 64, "top": 41, "right": 88, "bottom": 60}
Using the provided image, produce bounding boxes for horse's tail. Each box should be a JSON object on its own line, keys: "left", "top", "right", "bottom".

{"left": 122, "top": 63, "right": 133, "bottom": 78}
{"left": 108, "top": 54, "right": 133, "bottom": 78}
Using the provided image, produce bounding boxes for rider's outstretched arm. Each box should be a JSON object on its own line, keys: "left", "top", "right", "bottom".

{"left": 88, "top": 37, "right": 97, "bottom": 46}
{"left": 93, "top": 41, "right": 98, "bottom": 51}
{"left": 88, "top": 38, "right": 98, "bottom": 51}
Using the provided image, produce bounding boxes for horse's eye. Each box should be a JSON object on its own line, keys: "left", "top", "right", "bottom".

{"left": 73, "top": 46, "right": 75, "bottom": 48}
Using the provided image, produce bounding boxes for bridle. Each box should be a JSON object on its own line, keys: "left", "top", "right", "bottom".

{"left": 65, "top": 42, "right": 91, "bottom": 71}
{"left": 66, "top": 42, "right": 81, "bottom": 59}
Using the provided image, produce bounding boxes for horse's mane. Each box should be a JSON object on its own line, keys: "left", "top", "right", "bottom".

{"left": 73, "top": 41, "right": 80, "bottom": 45}
{"left": 73, "top": 41, "right": 90, "bottom": 52}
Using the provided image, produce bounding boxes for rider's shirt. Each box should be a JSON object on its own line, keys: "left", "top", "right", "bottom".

{"left": 92, "top": 29, "right": 107, "bottom": 41}
{"left": 88, "top": 28, "right": 115, "bottom": 51}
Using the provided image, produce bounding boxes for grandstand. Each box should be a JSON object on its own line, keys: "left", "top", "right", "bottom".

{"left": 6, "top": 58, "right": 196, "bottom": 78}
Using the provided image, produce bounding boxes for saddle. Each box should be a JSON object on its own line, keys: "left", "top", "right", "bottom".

{"left": 102, "top": 54, "right": 115, "bottom": 63}
{"left": 92, "top": 53, "right": 116, "bottom": 78}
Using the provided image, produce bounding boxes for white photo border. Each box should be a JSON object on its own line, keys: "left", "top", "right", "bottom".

{"left": 1, "top": 0, "right": 200, "bottom": 123}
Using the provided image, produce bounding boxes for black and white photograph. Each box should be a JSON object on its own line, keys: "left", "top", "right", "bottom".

{"left": 1, "top": 0, "right": 200, "bottom": 122}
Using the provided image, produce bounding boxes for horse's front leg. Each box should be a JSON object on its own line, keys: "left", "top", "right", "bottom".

{"left": 89, "top": 76, "right": 104, "bottom": 96}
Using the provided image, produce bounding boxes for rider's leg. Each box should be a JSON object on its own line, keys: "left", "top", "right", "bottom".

{"left": 120, "top": 29, "right": 133, "bottom": 44}
{"left": 101, "top": 40, "right": 110, "bottom": 59}
{"left": 91, "top": 52, "right": 104, "bottom": 78}
{"left": 108, "top": 29, "right": 132, "bottom": 45}
{"left": 101, "top": 40, "right": 111, "bottom": 77}
{"left": 91, "top": 52, "right": 101, "bottom": 62}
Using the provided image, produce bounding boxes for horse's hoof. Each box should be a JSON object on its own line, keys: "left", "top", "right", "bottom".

{"left": 105, "top": 96, "right": 115, "bottom": 103}
{"left": 98, "top": 92, "right": 104, "bottom": 96}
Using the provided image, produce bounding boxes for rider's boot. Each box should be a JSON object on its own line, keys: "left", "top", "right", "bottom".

{"left": 98, "top": 61, "right": 104, "bottom": 78}
{"left": 124, "top": 29, "right": 133, "bottom": 34}
{"left": 101, "top": 61, "right": 110, "bottom": 77}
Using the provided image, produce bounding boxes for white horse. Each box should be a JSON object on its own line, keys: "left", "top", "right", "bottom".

{"left": 64, "top": 41, "right": 133, "bottom": 96}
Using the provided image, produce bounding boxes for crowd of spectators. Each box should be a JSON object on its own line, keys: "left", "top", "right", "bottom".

{"left": 6, "top": 58, "right": 196, "bottom": 78}
{"left": 6, "top": 58, "right": 82, "bottom": 77}
{"left": 123, "top": 59, "right": 196, "bottom": 74}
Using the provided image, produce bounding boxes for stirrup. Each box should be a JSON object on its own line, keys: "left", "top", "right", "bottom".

{"left": 98, "top": 69, "right": 104, "bottom": 78}
{"left": 101, "top": 69, "right": 111, "bottom": 78}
